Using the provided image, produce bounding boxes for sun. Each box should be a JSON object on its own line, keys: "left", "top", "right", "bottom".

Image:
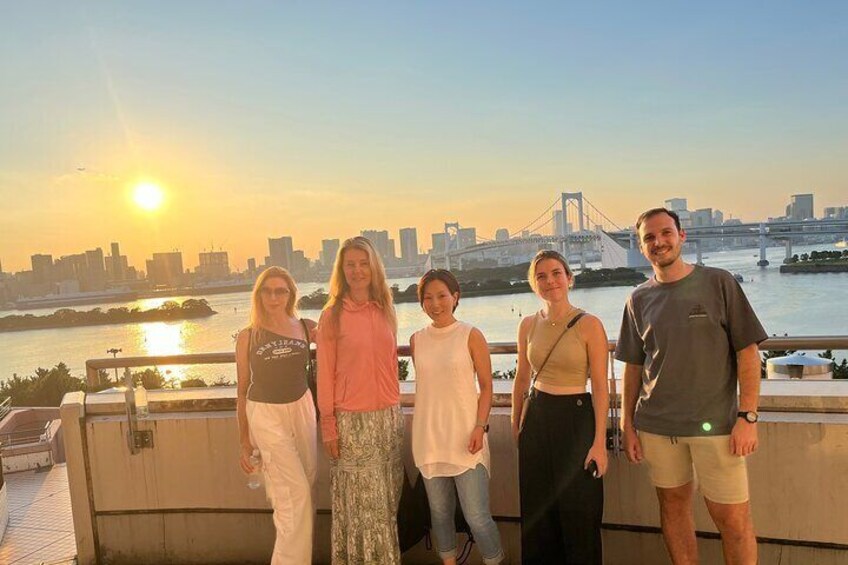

{"left": 133, "top": 182, "right": 165, "bottom": 211}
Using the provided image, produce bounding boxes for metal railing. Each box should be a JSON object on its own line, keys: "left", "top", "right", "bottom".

{"left": 0, "top": 419, "right": 53, "bottom": 448}
{"left": 85, "top": 336, "right": 848, "bottom": 385}
{"left": 0, "top": 396, "right": 11, "bottom": 420}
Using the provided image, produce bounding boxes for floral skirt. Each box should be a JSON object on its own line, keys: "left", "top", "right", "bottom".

{"left": 331, "top": 405, "right": 404, "bottom": 565}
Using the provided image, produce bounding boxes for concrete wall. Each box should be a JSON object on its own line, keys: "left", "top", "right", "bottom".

{"left": 0, "top": 407, "right": 64, "bottom": 472}
{"left": 61, "top": 387, "right": 848, "bottom": 565}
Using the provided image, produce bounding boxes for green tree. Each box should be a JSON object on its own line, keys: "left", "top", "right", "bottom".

{"left": 398, "top": 359, "right": 410, "bottom": 381}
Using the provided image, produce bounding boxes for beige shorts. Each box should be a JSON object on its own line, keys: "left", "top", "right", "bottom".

{"left": 639, "top": 431, "right": 749, "bottom": 504}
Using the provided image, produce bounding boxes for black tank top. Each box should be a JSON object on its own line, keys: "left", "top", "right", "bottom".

{"left": 247, "top": 328, "right": 310, "bottom": 404}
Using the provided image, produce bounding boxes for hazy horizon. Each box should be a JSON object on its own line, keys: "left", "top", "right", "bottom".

{"left": 2, "top": 1, "right": 847, "bottom": 272}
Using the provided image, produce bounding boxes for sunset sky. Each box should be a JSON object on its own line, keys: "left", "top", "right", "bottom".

{"left": 2, "top": 2, "right": 846, "bottom": 272}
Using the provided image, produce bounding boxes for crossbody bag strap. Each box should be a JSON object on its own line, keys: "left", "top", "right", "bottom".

{"left": 300, "top": 319, "right": 320, "bottom": 418}
{"left": 529, "top": 310, "right": 586, "bottom": 390}
{"left": 300, "top": 319, "right": 314, "bottom": 377}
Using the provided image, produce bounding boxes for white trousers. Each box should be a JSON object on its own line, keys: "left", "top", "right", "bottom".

{"left": 247, "top": 392, "right": 318, "bottom": 565}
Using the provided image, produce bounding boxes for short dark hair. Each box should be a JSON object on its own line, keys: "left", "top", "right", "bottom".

{"left": 417, "top": 269, "right": 461, "bottom": 312}
{"left": 528, "top": 250, "right": 573, "bottom": 292}
{"left": 636, "top": 207, "right": 682, "bottom": 233}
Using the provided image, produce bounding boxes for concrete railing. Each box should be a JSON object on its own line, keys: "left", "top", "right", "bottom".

{"left": 63, "top": 337, "right": 848, "bottom": 564}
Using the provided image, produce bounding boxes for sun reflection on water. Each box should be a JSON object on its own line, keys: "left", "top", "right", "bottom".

{"left": 135, "top": 321, "right": 191, "bottom": 385}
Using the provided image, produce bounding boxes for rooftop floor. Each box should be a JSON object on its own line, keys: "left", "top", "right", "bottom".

{"left": 0, "top": 464, "right": 76, "bottom": 565}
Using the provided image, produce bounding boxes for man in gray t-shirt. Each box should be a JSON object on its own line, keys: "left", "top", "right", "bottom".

{"left": 615, "top": 208, "right": 766, "bottom": 565}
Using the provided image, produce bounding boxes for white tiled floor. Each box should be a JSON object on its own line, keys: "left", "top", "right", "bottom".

{"left": 0, "top": 464, "right": 76, "bottom": 565}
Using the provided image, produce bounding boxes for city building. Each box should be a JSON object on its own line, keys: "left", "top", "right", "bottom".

{"left": 713, "top": 210, "right": 724, "bottom": 226}
{"left": 105, "top": 242, "right": 129, "bottom": 282}
{"left": 361, "top": 230, "right": 393, "bottom": 261}
{"left": 457, "top": 227, "right": 477, "bottom": 249}
{"left": 320, "top": 239, "right": 340, "bottom": 267}
{"left": 690, "top": 208, "right": 713, "bottom": 228}
{"left": 665, "top": 198, "right": 688, "bottom": 212}
{"left": 431, "top": 233, "right": 447, "bottom": 254}
{"left": 824, "top": 206, "right": 848, "bottom": 220}
{"left": 786, "top": 193, "right": 815, "bottom": 220}
{"left": 247, "top": 258, "right": 257, "bottom": 274}
{"left": 197, "top": 251, "right": 230, "bottom": 280}
{"left": 267, "top": 236, "right": 294, "bottom": 270}
{"left": 31, "top": 254, "right": 53, "bottom": 284}
{"left": 291, "top": 250, "right": 310, "bottom": 275}
{"left": 399, "top": 228, "right": 418, "bottom": 265}
{"left": 495, "top": 228, "right": 510, "bottom": 242}
{"left": 146, "top": 252, "right": 184, "bottom": 288}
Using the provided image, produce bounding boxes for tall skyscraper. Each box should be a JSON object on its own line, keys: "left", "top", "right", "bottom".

{"left": 787, "top": 194, "right": 814, "bottom": 220}
{"left": 399, "top": 228, "right": 418, "bottom": 264}
{"left": 268, "top": 237, "right": 294, "bottom": 269}
{"left": 106, "top": 242, "right": 127, "bottom": 281}
{"left": 361, "top": 230, "right": 392, "bottom": 261}
{"left": 247, "top": 258, "right": 257, "bottom": 273}
{"left": 197, "top": 251, "right": 230, "bottom": 279}
{"left": 31, "top": 254, "right": 53, "bottom": 284}
{"left": 146, "top": 252, "right": 184, "bottom": 287}
{"left": 84, "top": 248, "right": 107, "bottom": 290}
{"left": 321, "top": 239, "right": 341, "bottom": 267}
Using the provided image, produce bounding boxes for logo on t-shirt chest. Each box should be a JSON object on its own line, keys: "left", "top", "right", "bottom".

{"left": 688, "top": 304, "right": 709, "bottom": 320}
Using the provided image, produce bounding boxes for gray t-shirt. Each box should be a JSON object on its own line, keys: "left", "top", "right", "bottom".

{"left": 615, "top": 265, "right": 767, "bottom": 437}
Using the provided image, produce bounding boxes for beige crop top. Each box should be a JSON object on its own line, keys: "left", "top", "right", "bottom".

{"left": 526, "top": 309, "right": 589, "bottom": 387}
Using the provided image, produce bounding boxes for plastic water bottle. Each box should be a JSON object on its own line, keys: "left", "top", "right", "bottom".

{"left": 135, "top": 383, "right": 149, "bottom": 419}
{"left": 247, "top": 449, "right": 262, "bottom": 489}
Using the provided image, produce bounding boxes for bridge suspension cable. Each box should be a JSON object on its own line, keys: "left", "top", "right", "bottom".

{"left": 582, "top": 197, "right": 623, "bottom": 231}
{"left": 510, "top": 194, "right": 560, "bottom": 238}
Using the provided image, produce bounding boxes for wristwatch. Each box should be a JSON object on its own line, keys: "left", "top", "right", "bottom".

{"left": 737, "top": 411, "right": 759, "bottom": 423}
{"left": 475, "top": 422, "right": 490, "bottom": 433}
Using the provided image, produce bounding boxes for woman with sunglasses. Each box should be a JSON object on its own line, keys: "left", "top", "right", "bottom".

{"left": 411, "top": 269, "right": 504, "bottom": 565}
{"left": 316, "top": 236, "right": 404, "bottom": 564}
{"left": 236, "top": 266, "right": 318, "bottom": 564}
{"left": 511, "top": 250, "right": 609, "bottom": 564}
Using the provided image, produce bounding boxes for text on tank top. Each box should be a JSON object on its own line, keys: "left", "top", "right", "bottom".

{"left": 248, "top": 328, "right": 310, "bottom": 404}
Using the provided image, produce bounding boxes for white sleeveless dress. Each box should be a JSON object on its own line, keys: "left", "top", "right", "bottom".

{"left": 412, "top": 321, "right": 490, "bottom": 479}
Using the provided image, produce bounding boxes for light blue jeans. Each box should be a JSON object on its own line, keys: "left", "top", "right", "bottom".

{"left": 422, "top": 464, "right": 504, "bottom": 564}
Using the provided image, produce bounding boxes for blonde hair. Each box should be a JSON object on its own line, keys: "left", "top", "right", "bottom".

{"left": 323, "top": 236, "right": 396, "bottom": 334}
{"left": 249, "top": 266, "right": 299, "bottom": 346}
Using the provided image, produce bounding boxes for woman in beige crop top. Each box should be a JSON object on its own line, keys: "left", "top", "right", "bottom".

{"left": 511, "top": 250, "right": 610, "bottom": 564}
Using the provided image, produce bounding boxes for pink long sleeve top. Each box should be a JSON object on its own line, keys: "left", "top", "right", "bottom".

{"left": 316, "top": 298, "right": 399, "bottom": 442}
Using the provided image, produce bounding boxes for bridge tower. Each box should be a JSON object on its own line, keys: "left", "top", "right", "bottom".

{"left": 561, "top": 192, "right": 587, "bottom": 269}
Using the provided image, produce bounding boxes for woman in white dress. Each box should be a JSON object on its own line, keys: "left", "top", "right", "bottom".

{"left": 410, "top": 269, "right": 504, "bottom": 565}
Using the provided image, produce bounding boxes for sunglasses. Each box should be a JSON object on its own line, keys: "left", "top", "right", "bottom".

{"left": 260, "top": 287, "right": 290, "bottom": 298}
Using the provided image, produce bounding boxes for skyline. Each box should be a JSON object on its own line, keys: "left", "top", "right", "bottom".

{"left": 2, "top": 2, "right": 847, "bottom": 272}
{"left": 4, "top": 190, "right": 842, "bottom": 276}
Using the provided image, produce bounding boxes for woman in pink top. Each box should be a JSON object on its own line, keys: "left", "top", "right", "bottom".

{"left": 316, "top": 236, "right": 403, "bottom": 565}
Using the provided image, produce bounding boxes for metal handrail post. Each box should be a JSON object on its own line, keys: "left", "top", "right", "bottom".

{"left": 123, "top": 367, "right": 140, "bottom": 455}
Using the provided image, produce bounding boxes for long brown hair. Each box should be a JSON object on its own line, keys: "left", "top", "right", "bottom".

{"left": 323, "top": 236, "right": 396, "bottom": 333}
{"left": 249, "top": 266, "right": 299, "bottom": 346}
